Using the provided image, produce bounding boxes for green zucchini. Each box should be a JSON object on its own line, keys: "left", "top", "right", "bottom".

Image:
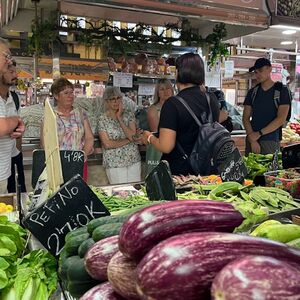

{"left": 67, "top": 279, "right": 99, "bottom": 298}
{"left": 92, "top": 222, "right": 123, "bottom": 242}
{"left": 64, "top": 233, "right": 90, "bottom": 256}
{"left": 65, "top": 226, "right": 88, "bottom": 242}
{"left": 66, "top": 255, "right": 93, "bottom": 282}
{"left": 78, "top": 238, "right": 95, "bottom": 258}
{"left": 87, "top": 215, "right": 128, "bottom": 234}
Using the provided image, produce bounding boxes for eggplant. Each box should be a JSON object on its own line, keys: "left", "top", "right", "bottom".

{"left": 84, "top": 235, "right": 119, "bottom": 281}
{"left": 211, "top": 255, "right": 300, "bottom": 300}
{"left": 137, "top": 232, "right": 300, "bottom": 300}
{"left": 118, "top": 200, "right": 244, "bottom": 261}
{"left": 80, "top": 282, "right": 125, "bottom": 300}
{"left": 107, "top": 251, "right": 139, "bottom": 300}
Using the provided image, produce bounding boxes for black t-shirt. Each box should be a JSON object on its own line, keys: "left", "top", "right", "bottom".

{"left": 243, "top": 84, "right": 291, "bottom": 141}
{"left": 159, "top": 86, "right": 220, "bottom": 175}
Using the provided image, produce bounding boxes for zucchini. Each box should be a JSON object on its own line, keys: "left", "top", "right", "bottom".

{"left": 66, "top": 255, "right": 93, "bottom": 282}
{"left": 92, "top": 223, "right": 123, "bottom": 242}
{"left": 65, "top": 226, "right": 88, "bottom": 242}
{"left": 87, "top": 215, "right": 128, "bottom": 234}
{"left": 67, "top": 279, "right": 99, "bottom": 299}
{"left": 78, "top": 238, "right": 95, "bottom": 258}
{"left": 64, "top": 233, "right": 90, "bottom": 256}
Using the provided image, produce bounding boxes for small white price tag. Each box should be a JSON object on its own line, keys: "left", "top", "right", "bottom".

{"left": 138, "top": 84, "right": 156, "bottom": 95}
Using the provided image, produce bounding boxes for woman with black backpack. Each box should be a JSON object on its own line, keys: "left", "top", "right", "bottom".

{"left": 141, "top": 52, "right": 221, "bottom": 175}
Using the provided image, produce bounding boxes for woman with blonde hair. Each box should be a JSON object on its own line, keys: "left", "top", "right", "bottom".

{"left": 145, "top": 79, "right": 174, "bottom": 174}
{"left": 98, "top": 86, "right": 141, "bottom": 184}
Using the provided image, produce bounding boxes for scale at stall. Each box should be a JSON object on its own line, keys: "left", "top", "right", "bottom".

{"left": 282, "top": 143, "right": 300, "bottom": 169}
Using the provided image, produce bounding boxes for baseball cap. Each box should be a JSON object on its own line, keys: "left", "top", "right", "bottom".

{"left": 249, "top": 58, "right": 271, "bottom": 72}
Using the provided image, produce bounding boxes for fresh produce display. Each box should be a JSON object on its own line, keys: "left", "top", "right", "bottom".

{"left": 119, "top": 200, "right": 244, "bottom": 261}
{"left": 84, "top": 236, "right": 119, "bottom": 281}
{"left": 243, "top": 153, "right": 282, "bottom": 179}
{"left": 265, "top": 168, "right": 300, "bottom": 198}
{"left": 288, "top": 237, "right": 300, "bottom": 248}
{"left": 250, "top": 220, "right": 300, "bottom": 243}
{"left": 136, "top": 232, "right": 300, "bottom": 300}
{"left": 107, "top": 251, "right": 139, "bottom": 299}
{"left": 289, "top": 122, "right": 300, "bottom": 135}
{"left": 179, "top": 182, "right": 299, "bottom": 214}
{"left": 91, "top": 186, "right": 151, "bottom": 212}
{"left": 282, "top": 126, "right": 300, "bottom": 143}
{"left": 211, "top": 255, "right": 300, "bottom": 300}
{"left": 1, "top": 249, "right": 57, "bottom": 300}
{"left": 0, "top": 203, "right": 14, "bottom": 213}
{"left": 80, "top": 282, "right": 126, "bottom": 300}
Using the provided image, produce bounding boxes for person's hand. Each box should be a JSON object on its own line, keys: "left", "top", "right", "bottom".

{"left": 248, "top": 131, "right": 260, "bottom": 143}
{"left": 10, "top": 118, "right": 25, "bottom": 139}
{"left": 142, "top": 130, "right": 152, "bottom": 145}
{"left": 250, "top": 141, "right": 261, "bottom": 154}
{"left": 116, "top": 102, "right": 123, "bottom": 120}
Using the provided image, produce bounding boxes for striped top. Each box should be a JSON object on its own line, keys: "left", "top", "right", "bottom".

{"left": 0, "top": 94, "right": 18, "bottom": 180}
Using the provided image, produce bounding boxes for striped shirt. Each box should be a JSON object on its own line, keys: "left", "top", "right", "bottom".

{"left": 0, "top": 94, "right": 18, "bottom": 180}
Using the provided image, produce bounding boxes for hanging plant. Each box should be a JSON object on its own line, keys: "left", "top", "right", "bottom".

{"left": 27, "top": 17, "right": 59, "bottom": 56}
{"left": 29, "top": 16, "right": 229, "bottom": 66}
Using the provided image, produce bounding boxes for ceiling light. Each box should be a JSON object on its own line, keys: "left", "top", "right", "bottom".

{"left": 271, "top": 24, "right": 300, "bottom": 31}
{"left": 282, "top": 30, "right": 297, "bottom": 35}
{"left": 280, "top": 41, "right": 293, "bottom": 45}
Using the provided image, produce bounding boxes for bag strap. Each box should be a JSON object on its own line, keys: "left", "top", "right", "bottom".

{"left": 11, "top": 91, "right": 20, "bottom": 111}
{"left": 175, "top": 93, "right": 213, "bottom": 126}
{"left": 251, "top": 84, "right": 260, "bottom": 105}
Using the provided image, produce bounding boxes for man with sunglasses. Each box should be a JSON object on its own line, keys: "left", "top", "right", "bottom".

{"left": 0, "top": 38, "right": 25, "bottom": 193}
{"left": 242, "top": 58, "right": 291, "bottom": 155}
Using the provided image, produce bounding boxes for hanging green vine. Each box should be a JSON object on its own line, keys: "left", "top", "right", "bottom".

{"left": 28, "top": 16, "right": 229, "bottom": 66}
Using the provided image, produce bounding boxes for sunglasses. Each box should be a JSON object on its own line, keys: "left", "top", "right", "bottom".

{"left": 2, "top": 51, "right": 13, "bottom": 62}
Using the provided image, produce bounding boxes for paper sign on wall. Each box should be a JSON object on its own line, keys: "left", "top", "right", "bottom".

{"left": 113, "top": 72, "right": 133, "bottom": 88}
{"left": 138, "top": 84, "right": 156, "bottom": 95}
{"left": 224, "top": 60, "right": 234, "bottom": 79}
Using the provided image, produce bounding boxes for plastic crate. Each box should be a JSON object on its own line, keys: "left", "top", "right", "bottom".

{"left": 264, "top": 168, "right": 300, "bottom": 198}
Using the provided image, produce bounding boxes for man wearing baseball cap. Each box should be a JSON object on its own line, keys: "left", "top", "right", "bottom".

{"left": 242, "top": 57, "right": 291, "bottom": 155}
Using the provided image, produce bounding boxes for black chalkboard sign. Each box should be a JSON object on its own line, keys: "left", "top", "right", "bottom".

{"left": 31, "top": 149, "right": 85, "bottom": 188}
{"left": 145, "top": 160, "right": 177, "bottom": 201}
{"left": 23, "top": 174, "right": 110, "bottom": 257}
{"left": 218, "top": 148, "right": 248, "bottom": 183}
{"left": 282, "top": 143, "right": 300, "bottom": 169}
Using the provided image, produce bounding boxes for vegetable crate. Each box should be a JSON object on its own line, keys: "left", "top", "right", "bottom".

{"left": 264, "top": 168, "right": 300, "bottom": 199}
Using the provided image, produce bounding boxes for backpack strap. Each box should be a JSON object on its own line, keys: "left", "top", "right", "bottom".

{"left": 273, "top": 81, "right": 283, "bottom": 109}
{"left": 11, "top": 91, "right": 20, "bottom": 111}
{"left": 251, "top": 84, "right": 260, "bottom": 105}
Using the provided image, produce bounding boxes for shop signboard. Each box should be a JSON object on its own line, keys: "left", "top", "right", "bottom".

{"left": 23, "top": 175, "right": 110, "bottom": 257}
{"left": 224, "top": 60, "right": 234, "bottom": 79}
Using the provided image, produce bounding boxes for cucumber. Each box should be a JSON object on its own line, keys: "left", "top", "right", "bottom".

{"left": 92, "top": 223, "right": 123, "bottom": 242}
{"left": 78, "top": 238, "right": 95, "bottom": 258}
{"left": 64, "top": 233, "right": 90, "bottom": 256}
{"left": 59, "top": 255, "right": 82, "bottom": 282}
{"left": 66, "top": 255, "right": 93, "bottom": 282}
{"left": 67, "top": 279, "right": 99, "bottom": 299}
{"left": 65, "top": 226, "right": 88, "bottom": 242}
{"left": 87, "top": 215, "right": 128, "bottom": 234}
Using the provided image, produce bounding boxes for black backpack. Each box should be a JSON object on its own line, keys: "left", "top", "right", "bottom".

{"left": 176, "top": 94, "right": 236, "bottom": 176}
{"left": 251, "top": 81, "right": 292, "bottom": 121}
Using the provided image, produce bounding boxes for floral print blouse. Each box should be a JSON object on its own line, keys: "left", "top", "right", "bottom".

{"left": 98, "top": 111, "right": 141, "bottom": 169}
{"left": 55, "top": 107, "right": 87, "bottom": 150}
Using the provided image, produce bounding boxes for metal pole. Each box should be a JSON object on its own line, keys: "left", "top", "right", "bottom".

{"left": 33, "top": 0, "right": 39, "bottom": 104}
